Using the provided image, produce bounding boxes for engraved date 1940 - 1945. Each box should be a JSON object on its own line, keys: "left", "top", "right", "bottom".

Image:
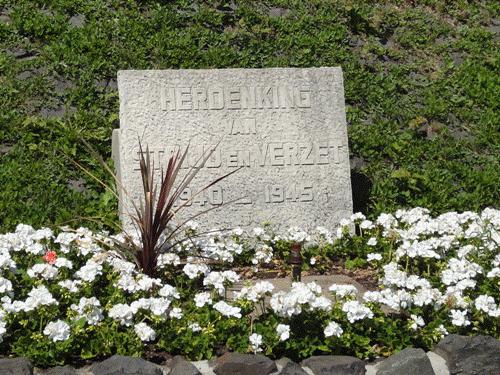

{"left": 172, "top": 184, "right": 314, "bottom": 207}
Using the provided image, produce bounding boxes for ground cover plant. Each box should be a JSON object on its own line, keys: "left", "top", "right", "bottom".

{"left": 1, "top": 0, "right": 499, "bottom": 232}
{"left": 0, "top": 208, "right": 498, "bottom": 366}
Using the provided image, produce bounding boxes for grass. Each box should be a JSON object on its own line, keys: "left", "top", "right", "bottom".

{"left": 0, "top": 0, "right": 498, "bottom": 233}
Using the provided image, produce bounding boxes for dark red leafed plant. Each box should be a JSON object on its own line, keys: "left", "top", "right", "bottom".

{"left": 75, "top": 139, "right": 239, "bottom": 277}
{"left": 121, "top": 141, "right": 239, "bottom": 277}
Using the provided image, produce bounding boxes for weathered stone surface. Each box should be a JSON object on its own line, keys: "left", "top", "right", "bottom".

{"left": 433, "top": 334, "right": 500, "bottom": 375}
{"left": 276, "top": 357, "right": 308, "bottom": 375}
{"left": 169, "top": 355, "right": 201, "bottom": 375}
{"left": 377, "top": 347, "right": 435, "bottom": 375}
{"left": 0, "top": 357, "right": 33, "bottom": 375}
{"left": 213, "top": 352, "right": 277, "bottom": 375}
{"left": 90, "top": 355, "right": 162, "bottom": 375}
{"left": 114, "top": 68, "right": 352, "bottom": 233}
{"left": 68, "top": 14, "right": 86, "bottom": 27}
{"left": 44, "top": 365, "right": 78, "bottom": 375}
{"left": 302, "top": 355, "right": 365, "bottom": 375}
{"left": 426, "top": 351, "right": 450, "bottom": 375}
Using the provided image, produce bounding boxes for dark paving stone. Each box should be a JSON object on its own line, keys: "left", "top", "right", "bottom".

{"left": 91, "top": 355, "right": 162, "bottom": 375}
{"left": 433, "top": 334, "right": 500, "bottom": 375}
{"left": 169, "top": 355, "right": 201, "bottom": 375}
{"left": 377, "top": 347, "right": 434, "bottom": 375}
{"left": 277, "top": 357, "right": 309, "bottom": 375}
{"left": 0, "top": 357, "right": 33, "bottom": 375}
{"left": 45, "top": 365, "right": 78, "bottom": 375}
{"left": 302, "top": 355, "right": 366, "bottom": 375}
{"left": 213, "top": 352, "right": 277, "bottom": 375}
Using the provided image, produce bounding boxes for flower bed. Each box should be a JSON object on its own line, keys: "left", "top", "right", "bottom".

{"left": 0, "top": 208, "right": 498, "bottom": 367}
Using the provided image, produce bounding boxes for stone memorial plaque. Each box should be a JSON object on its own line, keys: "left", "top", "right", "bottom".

{"left": 113, "top": 68, "right": 352, "bottom": 233}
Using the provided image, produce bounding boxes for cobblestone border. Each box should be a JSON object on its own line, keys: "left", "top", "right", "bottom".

{"left": 1, "top": 335, "right": 498, "bottom": 375}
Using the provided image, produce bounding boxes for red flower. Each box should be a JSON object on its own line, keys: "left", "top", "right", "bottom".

{"left": 43, "top": 250, "right": 57, "bottom": 265}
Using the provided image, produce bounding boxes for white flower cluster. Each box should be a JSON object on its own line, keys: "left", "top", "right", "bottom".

{"left": 70, "top": 297, "right": 103, "bottom": 325}
{"left": 134, "top": 322, "right": 156, "bottom": 342}
{"left": 116, "top": 273, "right": 162, "bottom": 293}
{"left": 44, "top": 320, "right": 71, "bottom": 342}
{"left": 270, "top": 282, "right": 331, "bottom": 317}
{"left": 75, "top": 260, "right": 103, "bottom": 282}
{"left": 251, "top": 244, "right": 273, "bottom": 265}
{"left": 203, "top": 271, "right": 240, "bottom": 295}
{"left": 197, "top": 236, "right": 243, "bottom": 263}
{"left": 194, "top": 292, "right": 213, "bottom": 308}
{"left": 276, "top": 324, "right": 290, "bottom": 341}
{"left": 234, "top": 281, "right": 274, "bottom": 302}
{"left": 183, "top": 263, "right": 210, "bottom": 280}
{"left": 3, "top": 285, "right": 58, "bottom": 313}
{"left": 157, "top": 253, "right": 181, "bottom": 268}
{"left": 342, "top": 301, "right": 374, "bottom": 323}
{"left": 213, "top": 301, "right": 241, "bottom": 318}
{"left": 329, "top": 284, "right": 358, "bottom": 298}
{"left": 324, "top": 321, "right": 343, "bottom": 337}
{"left": 249, "top": 333, "right": 263, "bottom": 353}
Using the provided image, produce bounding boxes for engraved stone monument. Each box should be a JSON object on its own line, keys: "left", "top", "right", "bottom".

{"left": 112, "top": 68, "right": 353, "bottom": 232}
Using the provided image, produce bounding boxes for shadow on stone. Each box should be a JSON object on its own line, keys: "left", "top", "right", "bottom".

{"left": 351, "top": 170, "right": 372, "bottom": 214}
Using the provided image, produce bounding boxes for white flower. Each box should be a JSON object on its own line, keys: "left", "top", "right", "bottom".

{"left": 351, "top": 213, "right": 366, "bottom": 222}
{"left": 342, "top": 301, "right": 373, "bottom": 323}
{"left": 410, "top": 315, "right": 425, "bottom": 330}
{"left": 44, "top": 320, "right": 70, "bottom": 342}
{"left": 54, "top": 257, "right": 73, "bottom": 269}
{"left": 270, "top": 282, "right": 330, "bottom": 317}
{"left": 276, "top": 324, "right": 290, "bottom": 341}
{"left": 213, "top": 301, "right": 242, "bottom": 318}
{"left": 169, "top": 307, "right": 183, "bottom": 319}
{"left": 367, "top": 253, "right": 382, "bottom": 262}
{"left": 0, "top": 277, "right": 13, "bottom": 294}
{"left": 58, "top": 279, "right": 82, "bottom": 293}
{"left": 329, "top": 284, "right": 357, "bottom": 298}
{"left": 487, "top": 267, "right": 500, "bottom": 278}
{"left": 148, "top": 297, "right": 171, "bottom": 316}
{"left": 75, "top": 260, "right": 102, "bottom": 282}
{"left": 183, "top": 263, "right": 210, "bottom": 279}
{"left": 117, "top": 274, "right": 162, "bottom": 293}
{"left": 367, "top": 237, "right": 378, "bottom": 246}
{"left": 324, "top": 321, "right": 343, "bottom": 337}
{"left": 0, "top": 250, "right": 16, "bottom": 271}
{"left": 27, "top": 263, "right": 59, "bottom": 280}
{"left": 252, "top": 244, "right": 273, "bottom": 265}
{"left": 360, "top": 220, "right": 374, "bottom": 229}
{"left": 436, "top": 324, "right": 448, "bottom": 338}
{"left": 70, "top": 297, "right": 103, "bottom": 325}
{"left": 107, "top": 257, "right": 136, "bottom": 274}
{"left": 189, "top": 323, "right": 202, "bottom": 332}
{"left": 134, "top": 322, "right": 156, "bottom": 342}
{"left": 194, "top": 292, "right": 212, "bottom": 308}
{"left": 24, "top": 285, "right": 58, "bottom": 311}
{"left": 249, "top": 333, "right": 263, "bottom": 353}
{"left": 310, "top": 257, "right": 317, "bottom": 265}
{"left": 0, "top": 320, "right": 7, "bottom": 341}
{"left": 158, "top": 284, "right": 180, "bottom": 300}
{"left": 203, "top": 271, "right": 240, "bottom": 295}
{"left": 235, "top": 281, "right": 274, "bottom": 302}
{"left": 450, "top": 309, "right": 470, "bottom": 327}
{"left": 109, "top": 303, "right": 135, "bottom": 326}
{"left": 474, "top": 295, "right": 499, "bottom": 317}
{"left": 157, "top": 253, "right": 181, "bottom": 268}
